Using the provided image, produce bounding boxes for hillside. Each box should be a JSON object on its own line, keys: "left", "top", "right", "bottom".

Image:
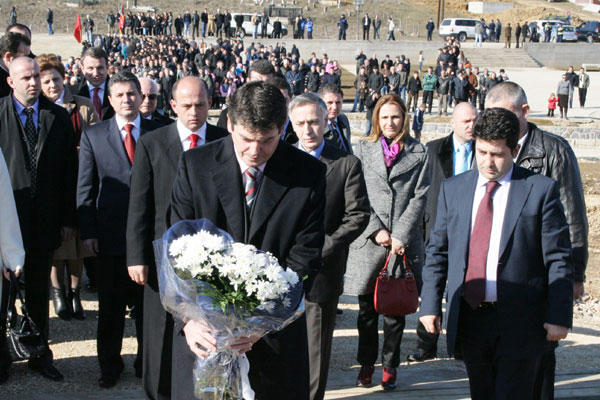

{"left": 2, "top": 0, "right": 597, "bottom": 40}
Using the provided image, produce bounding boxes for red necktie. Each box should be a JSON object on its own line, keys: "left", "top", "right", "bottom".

{"left": 464, "top": 181, "right": 499, "bottom": 309}
{"left": 123, "top": 123, "right": 136, "bottom": 164}
{"left": 188, "top": 133, "right": 199, "bottom": 149}
{"left": 92, "top": 87, "right": 102, "bottom": 118}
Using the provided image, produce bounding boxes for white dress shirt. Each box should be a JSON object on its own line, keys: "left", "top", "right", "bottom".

{"left": 55, "top": 89, "right": 66, "bottom": 107}
{"left": 470, "top": 167, "right": 513, "bottom": 302}
{"left": 177, "top": 120, "right": 207, "bottom": 151}
{"left": 115, "top": 113, "right": 141, "bottom": 143}
{"left": 235, "top": 150, "right": 267, "bottom": 188}
{"left": 514, "top": 132, "right": 529, "bottom": 161}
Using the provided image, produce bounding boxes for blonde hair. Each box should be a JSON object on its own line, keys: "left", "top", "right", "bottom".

{"left": 363, "top": 93, "right": 410, "bottom": 148}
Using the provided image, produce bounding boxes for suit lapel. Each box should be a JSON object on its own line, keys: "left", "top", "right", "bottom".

{"left": 165, "top": 124, "right": 183, "bottom": 170}
{"left": 105, "top": 117, "right": 130, "bottom": 166}
{"left": 36, "top": 101, "right": 54, "bottom": 161}
{"left": 248, "top": 143, "right": 291, "bottom": 241}
{"left": 458, "top": 169, "right": 479, "bottom": 272}
{"left": 318, "top": 141, "right": 336, "bottom": 177}
{"left": 498, "top": 167, "right": 532, "bottom": 262}
{"left": 388, "top": 139, "right": 424, "bottom": 181}
{"left": 362, "top": 140, "right": 388, "bottom": 181}
{"left": 439, "top": 134, "right": 454, "bottom": 178}
{"left": 210, "top": 137, "right": 246, "bottom": 242}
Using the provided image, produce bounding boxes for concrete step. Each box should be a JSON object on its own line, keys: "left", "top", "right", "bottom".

{"left": 462, "top": 48, "right": 541, "bottom": 68}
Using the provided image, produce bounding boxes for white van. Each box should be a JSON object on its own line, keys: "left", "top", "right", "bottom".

{"left": 439, "top": 18, "right": 479, "bottom": 41}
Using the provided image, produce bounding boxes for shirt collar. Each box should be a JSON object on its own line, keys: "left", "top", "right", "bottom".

{"left": 476, "top": 165, "right": 514, "bottom": 189}
{"left": 55, "top": 89, "right": 66, "bottom": 107}
{"left": 234, "top": 146, "right": 268, "bottom": 176}
{"left": 177, "top": 119, "right": 207, "bottom": 143}
{"left": 298, "top": 138, "right": 325, "bottom": 159}
{"left": 115, "top": 113, "right": 141, "bottom": 132}
{"left": 452, "top": 134, "right": 472, "bottom": 153}
{"left": 13, "top": 96, "right": 39, "bottom": 116}
{"left": 514, "top": 131, "right": 529, "bottom": 161}
{"left": 88, "top": 81, "right": 106, "bottom": 94}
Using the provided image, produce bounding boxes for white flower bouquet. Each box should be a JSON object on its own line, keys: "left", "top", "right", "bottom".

{"left": 153, "top": 219, "right": 304, "bottom": 400}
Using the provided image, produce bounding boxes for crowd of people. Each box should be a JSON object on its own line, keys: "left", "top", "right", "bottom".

{"left": 0, "top": 9, "right": 591, "bottom": 400}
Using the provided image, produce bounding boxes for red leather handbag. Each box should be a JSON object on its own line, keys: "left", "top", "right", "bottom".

{"left": 374, "top": 251, "right": 419, "bottom": 316}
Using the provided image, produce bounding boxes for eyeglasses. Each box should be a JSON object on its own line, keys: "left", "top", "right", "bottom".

{"left": 142, "top": 94, "right": 158, "bottom": 100}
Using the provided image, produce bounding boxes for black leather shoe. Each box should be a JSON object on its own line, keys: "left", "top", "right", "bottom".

{"left": 98, "top": 375, "right": 118, "bottom": 388}
{"left": 85, "top": 281, "right": 97, "bottom": 293}
{"left": 69, "top": 287, "right": 86, "bottom": 320}
{"left": 336, "top": 308, "right": 343, "bottom": 315}
{"left": 51, "top": 286, "right": 71, "bottom": 320}
{"left": 28, "top": 361, "right": 64, "bottom": 382}
{"left": 407, "top": 348, "right": 437, "bottom": 362}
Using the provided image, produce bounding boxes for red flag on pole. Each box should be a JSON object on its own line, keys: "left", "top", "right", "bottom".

{"left": 74, "top": 14, "right": 82, "bottom": 43}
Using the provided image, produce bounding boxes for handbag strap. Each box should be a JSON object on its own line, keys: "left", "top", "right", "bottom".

{"left": 402, "top": 253, "right": 413, "bottom": 275}
{"left": 379, "top": 251, "right": 393, "bottom": 276}
{"left": 6, "top": 270, "right": 33, "bottom": 326}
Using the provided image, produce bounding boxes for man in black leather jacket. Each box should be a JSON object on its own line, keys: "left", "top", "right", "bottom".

{"left": 486, "top": 82, "right": 588, "bottom": 400}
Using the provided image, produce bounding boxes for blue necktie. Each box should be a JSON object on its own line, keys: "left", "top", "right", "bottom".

{"left": 455, "top": 144, "right": 469, "bottom": 175}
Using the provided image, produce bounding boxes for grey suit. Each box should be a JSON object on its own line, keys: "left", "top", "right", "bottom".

{"left": 345, "top": 136, "right": 430, "bottom": 369}
{"left": 304, "top": 141, "right": 370, "bottom": 400}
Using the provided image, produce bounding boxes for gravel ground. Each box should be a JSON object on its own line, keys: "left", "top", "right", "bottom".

{"left": 2, "top": 162, "right": 599, "bottom": 396}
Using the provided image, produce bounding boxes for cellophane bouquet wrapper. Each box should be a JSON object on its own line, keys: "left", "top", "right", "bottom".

{"left": 153, "top": 219, "right": 304, "bottom": 400}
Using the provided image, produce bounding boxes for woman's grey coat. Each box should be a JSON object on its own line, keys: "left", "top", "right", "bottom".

{"left": 344, "top": 137, "right": 430, "bottom": 296}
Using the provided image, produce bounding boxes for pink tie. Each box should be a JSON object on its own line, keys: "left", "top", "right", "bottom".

{"left": 464, "top": 181, "right": 499, "bottom": 309}
{"left": 123, "top": 123, "right": 136, "bottom": 164}
{"left": 92, "top": 87, "right": 102, "bottom": 118}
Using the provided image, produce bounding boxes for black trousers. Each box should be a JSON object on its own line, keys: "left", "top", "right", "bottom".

{"left": 422, "top": 90, "right": 434, "bottom": 112}
{"left": 458, "top": 300, "right": 542, "bottom": 399}
{"left": 578, "top": 87, "right": 587, "bottom": 107}
{"left": 96, "top": 255, "right": 143, "bottom": 379}
{"left": 305, "top": 298, "right": 339, "bottom": 400}
{"left": 357, "top": 294, "right": 405, "bottom": 368}
{"left": 142, "top": 284, "right": 173, "bottom": 400}
{"left": 0, "top": 250, "right": 54, "bottom": 368}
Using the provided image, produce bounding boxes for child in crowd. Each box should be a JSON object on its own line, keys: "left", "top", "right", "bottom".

{"left": 358, "top": 80, "right": 369, "bottom": 112}
{"left": 418, "top": 51, "right": 424, "bottom": 73}
{"left": 547, "top": 92, "right": 558, "bottom": 117}
{"left": 412, "top": 103, "right": 426, "bottom": 141}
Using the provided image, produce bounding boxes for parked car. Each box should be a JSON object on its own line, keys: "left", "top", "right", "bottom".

{"left": 439, "top": 18, "right": 478, "bottom": 42}
{"left": 561, "top": 25, "right": 578, "bottom": 42}
{"left": 528, "top": 19, "right": 567, "bottom": 42}
{"left": 229, "top": 13, "right": 288, "bottom": 38}
{"left": 575, "top": 21, "right": 600, "bottom": 43}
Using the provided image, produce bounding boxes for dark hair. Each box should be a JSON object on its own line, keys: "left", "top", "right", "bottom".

{"left": 108, "top": 71, "right": 141, "bottom": 95}
{"left": 318, "top": 83, "right": 343, "bottom": 99}
{"left": 81, "top": 47, "right": 109, "bottom": 65}
{"left": 473, "top": 108, "right": 520, "bottom": 151}
{"left": 228, "top": 81, "right": 287, "bottom": 132}
{"left": 5, "top": 23, "right": 31, "bottom": 37}
{"left": 248, "top": 59, "right": 275, "bottom": 79}
{"left": 267, "top": 76, "right": 291, "bottom": 99}
{"left": 0, "top": 32, "right": 30, "bottom": 57}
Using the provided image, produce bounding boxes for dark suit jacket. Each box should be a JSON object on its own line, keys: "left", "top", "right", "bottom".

{"left": 0, "top": 96, "right": 77, "bottom": 251}
{"left": 77, "top": 116, "right": 160, "bottom": 256}
{"left": 72, "top": 79, "right": 115, "bottom": 120}
{"left": 146, "top": 110, "right": 174, "bottom": 127}
{"left": 125, "top": 121, "right": 226, "bottom": 400}
{"left": 0, "top": 67, "right": 11, "bottom": 98}
{"left": 169, "top": 136, "right": 326, "bottom": 400}
{"left": 126, "top": 122, "right": 228, "bottom": 286}
{"left": 306, "top": 141, "right": 369, "bottom": 302}
{"left": 420, "top": 166, "right": 573, "bottom": 359}
{"left": 325, "top": 113, "right": 353, "bottom": 155}
{"left": 424, "top": 133, "right": 475, "bottom": 244}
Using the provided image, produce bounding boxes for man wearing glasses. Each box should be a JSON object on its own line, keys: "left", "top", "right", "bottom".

{"left": 139, "top": 77, "right": 173, "bottom": 126}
